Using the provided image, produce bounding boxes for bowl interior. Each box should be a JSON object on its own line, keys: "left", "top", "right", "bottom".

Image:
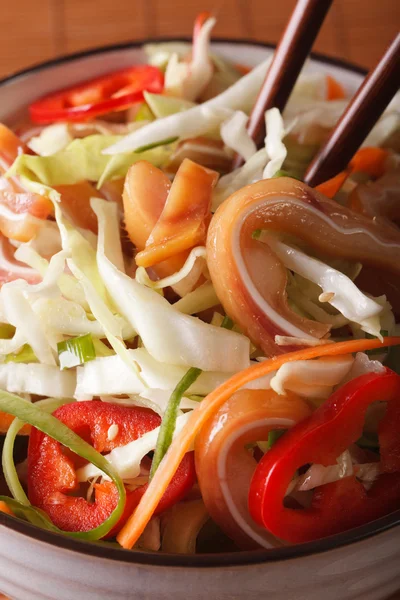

{"left": 0, "top": 39, "right": 399, "bottom": 567}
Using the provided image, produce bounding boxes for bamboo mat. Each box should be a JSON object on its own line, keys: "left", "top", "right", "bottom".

{"left": 0, "top": 0, "right": 399, "bottom": 78}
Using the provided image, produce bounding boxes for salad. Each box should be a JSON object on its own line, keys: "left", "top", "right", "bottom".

{"left": 0, "top": 13, "right": 400, "bottom": 554}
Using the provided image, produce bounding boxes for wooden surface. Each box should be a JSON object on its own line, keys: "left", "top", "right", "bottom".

{"left": 0, "top": 0, "right": 399, "bottom": 78}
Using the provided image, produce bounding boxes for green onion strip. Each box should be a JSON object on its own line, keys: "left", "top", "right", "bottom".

{"left": 57, "top": 333, "right": 96, "bottom": 369}
{"left": 0, "top": 390, "right": 126, "bottom": 540}
{"left": 150, "top": 367, "right": 202, "bottom": 478}
{"left": 150, "top": 316, "right": 235, "bottom": 478}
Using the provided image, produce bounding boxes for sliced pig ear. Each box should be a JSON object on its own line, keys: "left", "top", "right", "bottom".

{"left": 207, "top": 177, "right": 400, "bottom": 357}
{"left": 135, "top": 158, "right": 218, "bottom": 268}
{"left": 123, "top": 160, "right": 171, "bottom": 253}
{"left": 195, "top": 388, "right": 311, "bottom": 550}
{"left": 122, "top": 159, "right": 216, "bottom": 295}
{"left": 0, "top": 123, "right": 31, "bottom": 169}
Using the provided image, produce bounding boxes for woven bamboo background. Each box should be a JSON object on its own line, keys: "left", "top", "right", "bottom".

{"left": 0, "top": 0, "right": 399, "bottom": 78}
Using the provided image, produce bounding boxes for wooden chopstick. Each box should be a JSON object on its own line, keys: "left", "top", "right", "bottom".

{"left": 304, "top": 34, "right": 400, "bottom": 187}
{"left": 232, "top": 0, "right": 333, "bottom": 170}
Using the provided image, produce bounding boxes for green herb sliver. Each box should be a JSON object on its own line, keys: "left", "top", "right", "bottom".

{"left": 58, "top": 333, "right": 96, "bottom": 369}
{"left": 150, "top": 367, "right": 202, "bottom": 479}
{"left": 0, "top": 390, "right": 126, "bottom": 540}
{"left": 150, "top": 315, "right": 236, "bottom": 479}
{"left": 2, "top": 398, "right": 75, "bottom": 507}
{"left": 135, "top": 136, "right": 178, "bottom": 153}
{"left": 267, "top": 429, "right": 287, "bottom": 449}
{"left": 221, "top": 315, "right": 234, "bottom": 330}
{"left": 272, "top": 169, "right": 302, "bottom": 181}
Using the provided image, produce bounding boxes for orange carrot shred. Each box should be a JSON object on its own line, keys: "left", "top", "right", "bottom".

{"left": 350, "top": 147, "right": 389, "bottom": 179}
{"left": 315, "top": 169, "right": 350, "bottom": 198}
{"left": 0, "top": 411, "right": 30, "bottom": 435}
{"left": 0, "top": 500, "right": 14, "bottom": 516}
{"left": 326, "top": 75, "right": 346, "bottom": 100}
{"left": 316, "top": 147, "right": 390, "bottom": 199}
{"left": 117, "top": 336, "right": 400, "bottom": 549}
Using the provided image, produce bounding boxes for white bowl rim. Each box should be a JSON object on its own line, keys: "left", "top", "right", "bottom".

{"left": 0, "top": 36, "right": 368, "bottom": 89}
{"left": 0, "top": 37, "right": 398, "bottom": 568}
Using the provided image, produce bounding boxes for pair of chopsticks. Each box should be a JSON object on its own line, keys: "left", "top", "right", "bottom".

{"left": 233, "top": 0, "right": 400, "bottom": 187}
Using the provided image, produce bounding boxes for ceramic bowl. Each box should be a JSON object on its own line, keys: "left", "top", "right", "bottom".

{"left": 0, "top": 39, "right": 399, "bottom": 600}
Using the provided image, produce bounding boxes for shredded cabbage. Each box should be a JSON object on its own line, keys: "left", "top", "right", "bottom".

{"left": 1, "top": 283, "right": 56, "bottom": 365}
{"left": 15, "top": 244, "right": 89, "bottom": 310}
{"left": 101, "top": 389, "right": 199, "bottom": 417}
{"left": 76, "top": 412, "right": 192, "bottom": 483}
{"left": 220, "top": 111, "right": 257, "bottom": 161}
{"left": 164, "top": 17, "right": 215, "bottom": 101}
{"left": 92, "top": 198, "right": 249, "bottom": 371}
{"left": 97, "top": 255, "right": 250, "bottom": 371}
{"left": 213, "top": 108, "right": 288, "bottom": 208}
{"left": 75, "top": 349, "right": 233, "bottom": 398}
{"left": 103, "top": 58, "right": 271, "bottom": 154}
{"left": 144, "top": 92, "right": 196, "bottom": 118}
{"left": 135, "top": 246, "right": 206, "bottom": 290}
{"left": 144, "top": 42, "right": 191, "bottom": 68}
{"left": 137, "top": 389, "right": 199, "bottom": 415}
{"left": 213, "top": 148, "right": 267, "bottom": 210}
{"left": 263, "top": 108, "right": 289, "bottom": 179}
{"left": 270, "top": 355, "right": 354, "bottom": 400}
{"left": 0, "top": 362, "right": 76, "bottom": 397}
{"left": 8, "top": 135, "right": 171, "bottom": 186}
{"left": 28, "top": 124, "right": 73, "bottom": 156}
{"left": 26, "top": 220, "right": 62, "bottom": 258}
{"left": 20, "top": 181, "right": 141, "bottom": 378}
{"left": 264, "top": 235, "right": 385, "bottom": 338}
{"left": 173, "top": 282, "right": 220, "bottom": 315}
{"left": 339, "top": 352, "right": 386, "bottom": 385}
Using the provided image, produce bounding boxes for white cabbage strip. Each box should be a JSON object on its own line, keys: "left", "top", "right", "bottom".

{"left": 101, "top": 389, "right": 199, "bottom": 417}
{"left": 45, "top": 194, "right": 141, "bottom": 376}
{"left": 75, "top": 349, "right": 233, "bottom": 399}
{"left": 135, "top": 246, "right": 206, "bottom": 291}
{"left": 0, "top": 363, "right": 76, "bottom": 397}
{"left": 270, "top": 355, "right": 354, "bottom": 399}
{"left": 15, "top": 244, "right": 89, "bottom": 310}
{"left": 1, "top": 283, "right": 56, "bottom": 365}
{"left": 173, "top": 282, "right": 220, "bottom": 315}
{"left": 213, "top": 149, "right": 267, "bottom": 210}
{"left": 93, "top": 198, "right": 250, "bottom": 372}
{"left": 220, "top": 111, "right": 256, "bottom": 161}
{"left": 263, "top": 108, "right": 288, "bottom": 179}
{"left": 339, "top": 352, "right": 386, "bottom": 386}
{"left": 264, "top": 235, "right": 384, "bottom": 337}
{"left": 77, "top": 412, "right": 192, "bottom": 482}
{"left": 164, "top": 16, "right": 215, "bottom": 100}
{"left": 213, "top": 108, "right": 288, "bottom": 209}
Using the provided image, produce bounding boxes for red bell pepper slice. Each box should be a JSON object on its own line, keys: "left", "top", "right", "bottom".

{"left": 27, "top": 402, "right": 196, "bottom": 536}
{"left": 249, "top": 369, "right": 400, "bottom": 543}
{"left": 29, "top": 65, "right": 164, "bottom": 124}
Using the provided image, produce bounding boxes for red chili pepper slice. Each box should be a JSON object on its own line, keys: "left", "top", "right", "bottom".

{"left": 27, "top": 402, "right": 196, "bottom": 536}
{"left": 249, "top": 369, "right": 400, "bottom": 543}
{"left": 29, "top": 65, "right": 164, "bottom": 124}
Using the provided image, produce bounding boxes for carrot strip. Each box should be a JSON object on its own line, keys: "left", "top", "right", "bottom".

{"left": 235, "top": 63, "right": 252, "bottom": 76}
{"left": 325, "top": 75, "right": 346, "bottom": 100}
{"left": 0, "top": 411, "right": 30, "bottom": 435}
{"left": 0, "top": 500, "right": 14, "bottom": 516}
{"left": 315, "top": 169, "right": 350, "bottom": 198}
{"left": 117, "top": 336, "right": 400, "bottom": 548}
{"left": 350, "top": 147, "right": 389, "bottom": 179}
{"left": 316, "top": 147, "right": 390, "bottom": 199}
